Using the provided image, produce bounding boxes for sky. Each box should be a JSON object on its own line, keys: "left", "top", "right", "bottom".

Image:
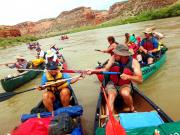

{"left": 0, "top": 0, "right": 125, "bottom": 25}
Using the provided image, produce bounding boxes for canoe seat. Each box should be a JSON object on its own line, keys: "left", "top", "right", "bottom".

{"left": 119, "top": 112, "right": 164, "bottom": 130}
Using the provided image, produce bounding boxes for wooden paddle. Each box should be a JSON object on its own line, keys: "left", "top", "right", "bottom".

{"left": 101, "top": 85, "right": 126, "bottom": 135}
{"left": 0, "top": 62, "right": 15, "bottom": 66}
{"left": 0, "top": 75, "right": 80, "bottom": 102}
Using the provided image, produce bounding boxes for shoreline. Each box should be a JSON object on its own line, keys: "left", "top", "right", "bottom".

{"left": 0, "top": 3, "right": 179, "bottom": 49}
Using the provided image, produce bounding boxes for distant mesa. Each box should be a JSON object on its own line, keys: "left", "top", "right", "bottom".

{"left": 0, "top": 0, "right": 177, "bottom": 38}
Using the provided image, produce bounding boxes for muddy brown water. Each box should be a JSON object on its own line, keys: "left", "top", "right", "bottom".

{"left": 0, "top": 16, "right": 180, "bottom": 135}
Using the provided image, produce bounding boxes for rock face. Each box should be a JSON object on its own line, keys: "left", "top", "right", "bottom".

{"left": 0, "top": 0, "right": 177, "bottom": 36}
{"left": 52, "top": 7, "right": 109, "bottom": 32}
{"left": 109, "top": 0, "right": 178, "bottom": 18}
{"left": 0, "top": 28, "right": 21, "bottom": 38}
{"left": 13, "top": 19, "right": 55, "bottom": 35}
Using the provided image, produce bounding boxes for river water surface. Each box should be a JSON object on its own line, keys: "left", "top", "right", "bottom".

{"left": 0, "top": 16, "right": 180, "bottom": 135}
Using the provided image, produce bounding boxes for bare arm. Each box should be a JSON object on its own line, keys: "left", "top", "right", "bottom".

{"left": 102, "top": 43, "right": 117, "bottom": 53}
{"left": 130, "top": 59, "right": 143, "bottom": 83}
{"left": 148, "top": 48, "right": 158, "bottom": 53}
{"left": 87, "top": 56, "right": 115, "bottom": 74}
{"left": 139, "top": 46, "right": 147, "bottom": 54}
{"left": 120, "top": 59, "right": 143, "bottom": 83}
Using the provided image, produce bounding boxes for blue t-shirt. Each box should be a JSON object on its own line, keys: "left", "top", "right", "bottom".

{"left": 41, "top": 72, "right": 71, "bottom": 85}
{"left": 140, "top": 37, "right": 158, "bottom": 49}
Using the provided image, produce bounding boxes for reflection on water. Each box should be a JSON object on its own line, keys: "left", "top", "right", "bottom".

{"left": 0, "top": 16, "right": 180, "bottom": 135}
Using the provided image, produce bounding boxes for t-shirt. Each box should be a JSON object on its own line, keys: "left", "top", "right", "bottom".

{"left": 39, "top": 50, "right": 45, "bottom": 58}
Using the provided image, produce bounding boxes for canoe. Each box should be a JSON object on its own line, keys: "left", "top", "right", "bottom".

{"left": 141, "top": 52, "right": 166, "bottom": 81}
{"left": 94, "top": 85, "right": 174, "bottom": 135}
{"left": 11, "top": 85, "right": 84, "bottom": 135}
{"left": 96, "top": 48, "right": 167, "bottom": 82}
{"left": 1, "top": 55, "right": 67, "bottom": 92}
{"left": 1, "top": 64, "right": 44, "bottom": 92}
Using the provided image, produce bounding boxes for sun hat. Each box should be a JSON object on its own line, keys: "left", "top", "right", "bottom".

{"left": 15, "top": 55, "right": 25, "bottom": 60}
{"left": 143, "top": 28, "right": 153, "bottom": 34}
{"left": 113, "top": 44, "right": 134, "bottom": 56}
{"left": 46, "top": 61, "right": 58, "bottom": 70}
{"left": 46, "top": 50, "right": 54, "bottom": 58}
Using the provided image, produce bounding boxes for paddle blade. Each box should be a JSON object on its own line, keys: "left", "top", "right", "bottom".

{"left": 0, "top": 92, "right": 16, "bottom": 102}
{"left": 106, "top": 117, "right": 126, "bottom": 135}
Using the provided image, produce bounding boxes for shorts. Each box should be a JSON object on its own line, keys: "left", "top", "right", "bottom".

{"left": 105, "top": 81, "right": 131, "bottom": 93}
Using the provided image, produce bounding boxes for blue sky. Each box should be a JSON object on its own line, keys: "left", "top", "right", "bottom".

{"left": 0, "top": 0, "right": 125, "bottom": 25}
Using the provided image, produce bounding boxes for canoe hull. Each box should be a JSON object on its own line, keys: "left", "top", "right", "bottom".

{"left": 142, "top": 53, "right": 166, "bottom": 81}
{"left": 94, "top": 86, "right": 173, "bottom": 134}
{"left": 1, "top": 66, "right": 43, "bottom": 92}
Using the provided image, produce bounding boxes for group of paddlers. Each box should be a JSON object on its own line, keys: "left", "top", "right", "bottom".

{"left": 27, "top": 42, "right": 40, "bottom": 50}
{"left": 4, "top": 26, "right": 166, "bottom": 114}
{"left": 3, "top": 26, "right": 166, "bottom": 135}
{"left": 60, "top": 35, "right": 69, "bottom": 40}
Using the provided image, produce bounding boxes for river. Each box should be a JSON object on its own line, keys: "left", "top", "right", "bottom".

{"left": 0, "top": 16, "right": 180, "bottom": 135}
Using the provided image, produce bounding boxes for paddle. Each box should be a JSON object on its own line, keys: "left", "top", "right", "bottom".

{"left": 0, "top": 62, "right": 15, "bottom": 66}
{"left": 95, "top": 49, "right": 103, "bottom": 52}
{"left": 0, "top": 75, "right": 80, "bottom": 102}
{"left": 0, "top": 68, "right": 122, "bottom": 75}
{"left": 101, "top": 85, "right": 126, "bottom": 135}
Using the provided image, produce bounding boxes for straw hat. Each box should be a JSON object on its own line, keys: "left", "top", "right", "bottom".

{"left": 143, "top": 28, "right": 153, "bottom": 34}
{"left": 113, "top": 44, "right": 133, "bottom": 56}
{"left": 50, "top": 44, "right": 56, "bottom": 48}
{"left": 15, "top": 55, "right": 25, "bottom": 60}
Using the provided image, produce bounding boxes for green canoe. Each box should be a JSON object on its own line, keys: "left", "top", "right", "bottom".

{"left": 141, "top": 52, "right": 167, "bottom": 81}
{"left": 96, "top": 47, "right": 167, "bottom": 82}
{"left": 1, "top": 65, "right": 44, "bottom": 92}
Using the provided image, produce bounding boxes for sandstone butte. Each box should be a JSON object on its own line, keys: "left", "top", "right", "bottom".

{"left": 0, "top": 0, "right": 177, "bottom": 38}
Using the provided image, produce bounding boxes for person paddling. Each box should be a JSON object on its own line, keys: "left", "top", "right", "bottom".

{"left": 6, "top": 55, "right": 30, "bottom": 73}
{"left": 88, "top": 45, "right": 142, "bottom": 114}
{"left": 138, "top": 28, "right": 159, "bottom": 65}
{"left": 37, "top": 61, "right": 84, "bottom": 112}
{"left": 97, "top": 36, "right": 119, "bottom": 55}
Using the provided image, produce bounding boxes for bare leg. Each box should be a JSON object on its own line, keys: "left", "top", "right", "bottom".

{"left": 119, "top": 86, "right": 134, "bottom": 111}
{"left": 148, "top": 57, "right": 153, "bottom": 64}
{"left": 60, "top": 88, "right": 71, "bottom": 107}
{"left": 106, "top": 90, "right": 117, "bottom": 115}
{"left": 42, "top": 91, "right": 55, "bottom": 112}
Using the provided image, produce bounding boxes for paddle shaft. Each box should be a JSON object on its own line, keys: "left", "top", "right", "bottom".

{"left": 0, "top": 62, "right": 15, "bottom": 66}
{"left": 101, "top": 86, "right": 118, "bottom": 135}
{"left": 1, "top": 68, "right": 121, "bottom": 75}
{"left": 0, "top": 75, "right": 80, "bottom": 102}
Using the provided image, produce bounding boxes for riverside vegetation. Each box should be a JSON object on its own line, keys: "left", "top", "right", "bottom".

{"left": 0, "top": 3, "right": 180, "bottom": 49}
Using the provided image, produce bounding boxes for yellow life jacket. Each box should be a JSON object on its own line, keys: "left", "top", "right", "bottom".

{"left": 46, "top": 71, "right": 68, "bottom": 92}
{"left": 31, "top": 58, "right": 45, "bottom": 68}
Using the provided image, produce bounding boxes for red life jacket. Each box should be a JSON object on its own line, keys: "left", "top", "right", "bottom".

{"left": 109, "top": 57, "right": 133, "bottom": 86}
{"left": 143, "top": 39, "right": 155, "bottom": 51}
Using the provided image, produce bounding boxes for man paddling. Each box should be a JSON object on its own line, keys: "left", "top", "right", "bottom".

{"left": 88, "top": 45, "right": 142, "bottom": 114}
{"left": 37, "top": 61, "right": 84, "bottom": 112}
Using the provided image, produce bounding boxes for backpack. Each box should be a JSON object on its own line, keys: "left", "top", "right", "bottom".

{"left": 48, "top": 113, "right": 77, "bottom": 135}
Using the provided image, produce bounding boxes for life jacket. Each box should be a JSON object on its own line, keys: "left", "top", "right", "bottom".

{"left": 109, "top": 57, "right": 134, "bottom": 86}
{"left": 31, "top": 58, "right": 44, "bottom": 68}
{"left": 128, "top": 43, "right": 139, "bottom": 59}
{"left": 46, "top": 71, "right": 68, "bottom": 92}
{"left": 143, "top": 38, "right": 155, "bottom": 51}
